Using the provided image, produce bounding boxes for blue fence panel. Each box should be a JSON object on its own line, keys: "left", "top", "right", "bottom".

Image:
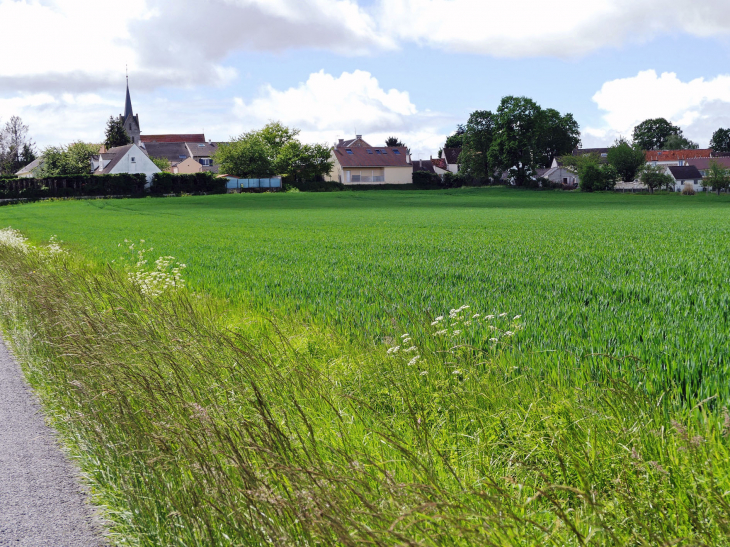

{"left": 226, "top": 177, "right": 282, "bottom": 190}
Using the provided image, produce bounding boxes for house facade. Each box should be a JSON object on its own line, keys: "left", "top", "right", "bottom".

{"left": 443, "top": 147, "right": 462, "bottom": 173}
{"left": 666, "top": 165, "right": 703, "bottom": 192}
{"left": 326, "top": 136, "right": 412, "bottom": 185}
{"left": 91, "top": 143, "right": 160, "bottom": 183}
{"left": 646, "top": 149, "right": 712, "bottom": 167}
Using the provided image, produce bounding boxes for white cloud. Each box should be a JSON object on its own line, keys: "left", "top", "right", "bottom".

{"left": 232, "top": 70, "right": 450, "bottom": 156}
{"left": 377, "top": 0, "right": 730, "bottom": 57}
{"left": 586, "top": 70, "right": 730, "bottom": 147}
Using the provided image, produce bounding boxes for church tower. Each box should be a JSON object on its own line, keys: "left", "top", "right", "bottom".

{"left": 121, "top": 77, "right": 141, "bottom": 145}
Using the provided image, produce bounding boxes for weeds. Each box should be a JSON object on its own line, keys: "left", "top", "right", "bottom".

{"left": 0, "top": 232, "right": 729, "bottom": 545}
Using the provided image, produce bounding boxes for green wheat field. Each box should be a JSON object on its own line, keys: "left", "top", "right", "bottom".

{"left": 1, "top": 187, "right": 729, "bottom": 545}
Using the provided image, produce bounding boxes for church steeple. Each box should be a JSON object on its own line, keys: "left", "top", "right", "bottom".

{"left": 124, "top": 76, "right": 134, "bottom": 119}
{"left": 120, "top": 72, "right": 141, "bottom": 145}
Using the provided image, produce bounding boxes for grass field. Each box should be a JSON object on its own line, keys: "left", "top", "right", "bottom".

{"left": 1, "top": 188, "right": 730, "bottom": 545}
{"left": 2, "top": 188, "right": 730, "bottom": 402}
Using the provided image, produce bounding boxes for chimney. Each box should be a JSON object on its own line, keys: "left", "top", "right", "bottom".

{"left": 356, "top": 134, "right": 362, "bottom": 140}
{"left": 338, "top": 139, "right": 344, "bottom": 147}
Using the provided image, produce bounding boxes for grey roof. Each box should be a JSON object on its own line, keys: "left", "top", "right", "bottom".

{"left": 94, "top": 144, "right": 134, "bottom": 175}
{"left": 667, "top": 165, "right": 703, "bottom": 180}
{"left": 412, "top": 158, "right": 436, "bottom": 174}
{"left": 336, "top": 136, "right": 372, "bottom": 149}
{"left": 144, "top": 142, "right": 190, "bottom": 162}
{"left": 15, "top": 157, "right": 43, "bottom": 176}
{"left": 186, "top": 142, "right": 219, "bottom": 158}
{"left": 687, "top": 157, "right": 730, "bottom": 170}
{"left": 443, "top": 147, "right": 462, "bottom": 165}
{"left": 124, "top": 82, "right": 133, "bottom": 119}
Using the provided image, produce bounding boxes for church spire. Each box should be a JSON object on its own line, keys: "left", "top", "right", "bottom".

{"left": 124, "top": 72, "right": 134, "bottom": 120}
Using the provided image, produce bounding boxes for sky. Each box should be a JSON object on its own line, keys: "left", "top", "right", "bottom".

{"left": 2, "top": 0, "right": 730, "bottom": 158}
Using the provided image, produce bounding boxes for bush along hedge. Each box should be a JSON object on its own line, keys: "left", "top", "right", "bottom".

{"left": 283, "top": 175, "right": 344, "bottom": 192}
{"left": 150, "top": 172, "right": 226, "bottom": 195}
{"left": 0, "top": 174, "right": 147, "bottom": 200}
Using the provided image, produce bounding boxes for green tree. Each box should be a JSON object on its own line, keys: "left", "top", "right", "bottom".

{"left": 537, "top": 109, "right": 581, "bottom": 168}
{"left": 662, "top": 133, "right": 698, "bottom": 150}
{"left": 488, "top": 96, "right": 543, "bottom": 186}
{"left": 104, "top": 116, "right": 131, "bottom": 149}
{"left": 214, "top": 122, "right": 332, "bottom": 181}
{"left": 274, "top": 140, "right": 333, "bottom": 182}
{"left": 710, "top": 128, "right": 730, "bottom": 153}
{"left": 459, "top": 110, "right": 495, "bottom": 183}
{"left": 38, "top": 142, "right": 99, "bottom": 177}
{"left": 607, "top": 137, "right": 646, "bottom": 182}
{"left": 632, "top": 118, "right": 682, "bottom": 150}
{"left": 444, "top": 125, "right": 465, "bottom": 148}
{"left": 702, "top": 160, "right": 730, "bottom": 195}
{"left": 639, "top": 164, "right": 673, "bottom": 194}
{"left": 567, "top": 153, "right": 617, "bottom": 191}
{"left": 214, "top": 132, "right": 273, "bottom": 178}
{"left": 150, "top": 156, "right": 171, "bottom": 172}
{"left": 385, "top": 136, "right": 404, "bottom": 147}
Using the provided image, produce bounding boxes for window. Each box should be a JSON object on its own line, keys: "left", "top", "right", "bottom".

{"left": 200, "top": 158, "right": 213, "bottom": 166}
{"left": 375, "top": 150, "right": 381, "bottom": 154}
{"left": 179, "top": 155, "right": 186, "bottom": 159}
{"left": 601, "top": 153, "right": 607, "bottom": 158}
{"left": 679, "top": 160, "right": 684, "bottom": 166}
{"left": 382, "top": 150, "right": 387, "bottom": 154}
{"left": 393, "top": 149, "right": 401, "bottom": 155}
{"left": 346, "top": 149, "right": 353, "bottom": 155}
{"left": 131, "top": 157, "right": 136, "bottom": 162}
{"left": 198, "top": 144, "right": 205, "bottom": 148}
{"left": 367, "top": 149, "right": 373, "bottom": 154}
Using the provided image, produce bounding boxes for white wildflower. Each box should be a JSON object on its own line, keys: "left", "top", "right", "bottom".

{"left": 472, "top": 314, "right": 481, "bottom": 319}
{"left": 452, "top": 330, "right": 462, "bottom": 336}
{"left": 499, "top": 313, "right": 508, "bottom": 318}
{"left": 435, "top": 316, "right": 444, "bottom": 322}
{"left": 402, "top": 337, "right": 412, "bottom": 344}
{"left": 489, "top": 338, "right": 499, "bottom": 343}
{"left": 452, "top": 370, "right": 461, "bottom": 375}
{"left": 504, "top": 331, "right": 515, "bottom": 337}
{"left": 420, "top": 371, "right": 428, "bottom": 376}
{"left": 433, "top": 330, "right": 448, "bottom": 336}
{"left": 408, "top": 356, "right": 420, "bottom": 366}
{"left": 513, "top": 315, "right": 522, "bottom": 320}
{"left": 387, "top": 346, "right": 401, "bottom": 354}
{"left": 0, "top": 228, "right": 28, "bottom": 252}
{"left": 486, "top": 315, "right": 495, "bottom": 320}
{"left": 404, "top": 346, "right": 418, "bottom": 353}
{"left": 401, "top": 333, "right": 410, "bottom": 339}
{"left": 431, "top": 321, "right": 440, "bottom": 326}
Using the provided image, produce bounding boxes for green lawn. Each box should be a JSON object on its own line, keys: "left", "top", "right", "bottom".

{"left": 2, "top": 187, "right": 730, "bottom": 402}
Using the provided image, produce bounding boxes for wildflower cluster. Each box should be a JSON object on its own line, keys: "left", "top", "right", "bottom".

{"left": 431, "top": 305, "right": 523, "bottom": 348}
{"left": 119, "top": 239, "right": 187, "bottom": 297}
{"left": 47, "top": 235, "right": 65, "bottom": 255}
{"left": 0, "top": 227, "right": 29, "bottom": 252}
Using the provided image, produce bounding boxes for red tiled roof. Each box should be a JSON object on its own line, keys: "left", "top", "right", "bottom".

{"left": 645, "top": 149, "right": 712, "bottom": 161}
{"left": 334, "top": 146, "right": 410, "bottom": 168}
{"left": 141, "top": 134, "right": 206, "bottom": 143}
{"left": 432, "top": 158, "right": 447, "bottom": 170}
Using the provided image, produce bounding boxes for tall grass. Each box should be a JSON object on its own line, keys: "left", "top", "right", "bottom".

{"left": 1, "top": 233, "right": 729, "bottom": 545}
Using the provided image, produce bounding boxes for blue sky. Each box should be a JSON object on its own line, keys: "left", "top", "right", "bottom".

{"left": 2, "top": 0, "right": 730, "bottom": 157}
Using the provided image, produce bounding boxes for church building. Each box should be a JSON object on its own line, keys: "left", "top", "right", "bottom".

{"left": 121, "top": 79, "right": 141, "bottom": 145}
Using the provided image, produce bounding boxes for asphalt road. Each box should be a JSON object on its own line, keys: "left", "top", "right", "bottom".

{"left": 0, "top": 336, "right": 106, "bottom": 546}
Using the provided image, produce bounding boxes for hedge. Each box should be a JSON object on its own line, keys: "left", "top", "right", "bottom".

{"left": 150, "top": 172, "right": 226, "bottom": 195}
{"left": 0, "top": 174, "right": 147, "bottom": 200}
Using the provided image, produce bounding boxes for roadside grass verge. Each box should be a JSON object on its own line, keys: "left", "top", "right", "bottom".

{"left": 0, "top": 232, "right": 729, "bottom": 545}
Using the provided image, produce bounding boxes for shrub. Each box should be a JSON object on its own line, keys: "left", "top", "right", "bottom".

{"left": 284, "top": 176, "right": 343, "bottom": 192}
{"left": 412, "top": 170, "right": 442, "bottom": 189}
{"left": 150, "top": 172, "right": 225, "bottom": 195}
{"left": 0, "top": 174, "right": 147, "bottom": 200}
{"left": 682, "top": 183, "right": 696, "bottom": 195}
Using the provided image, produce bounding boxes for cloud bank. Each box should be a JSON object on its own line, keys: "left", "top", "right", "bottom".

{"left": 585, "top": 70, "right": 730, "bottom": 147}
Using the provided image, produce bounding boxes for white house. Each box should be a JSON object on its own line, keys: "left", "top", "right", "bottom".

{"left": 443, "top": 147, "right": 462, "bottom": 173}
{"left": 645, "top": 149, "right": 712, "bottom": 167}
{"left": 91, "top": 143, "right": 160, "bottom": 183}
{"left": 666, "top": 165, "right": 703, "bottom": 192}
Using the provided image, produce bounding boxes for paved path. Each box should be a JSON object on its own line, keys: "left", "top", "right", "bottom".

{"left": 0, "top": 336, "right": 106, "bottom": 546}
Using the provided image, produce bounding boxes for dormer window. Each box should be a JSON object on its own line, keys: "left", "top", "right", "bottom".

{"left": 376, "top": 150, "right": 382, "bottom": 155}
{"left": 393, "top": 149, "right": 401, "bottom": 155}
{"left": 367, "top": 149, "right": 373, "bottom": 154}
{"left": 346, "top": 149, "right": 353, "bottom": 155}
{"left": 179, "top": 155, "right": 186, "bottom": 159}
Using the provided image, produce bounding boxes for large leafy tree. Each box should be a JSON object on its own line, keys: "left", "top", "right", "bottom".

{"left": 385, "top": 136, "right": 404, "bottom": 147}
{"left": 662, "top": 133, "right": 698, "bottom": 150}
{"left": 444, "top": 125, "right": 465, "bottom": 149}
{"left": 488, "top": 96, "right": 543, "bottom": 186}
{"left": 639, "top": 164, "right": 673, "bottom": 193}
{"left": 150, "top": 156, "right": 171, "bottom": 172}
{"left": 39, "top": 142, "right": 100, "bottom": 177}
{"left": 459, "top": 110, "right": 495, "bottom": 183}
{"left": 104, "top": 116, "right": 131, "bottom": 149}
{"left": 710, "top": 128, "right": 730, "bottom": 153}
{"left": 214, "top": 122, "right": 331, "bottom": 181}
{"left": 632, "top": 118, "right": 682, "bottom": 150}
{"left": 536, "top": 109, "right": 581, "bottom": 168}
{"left": 607, "top": 137, "right": 646, "bottom": 182}
{"left": 702, "top": 160, "right": 730, "bottom": 195}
